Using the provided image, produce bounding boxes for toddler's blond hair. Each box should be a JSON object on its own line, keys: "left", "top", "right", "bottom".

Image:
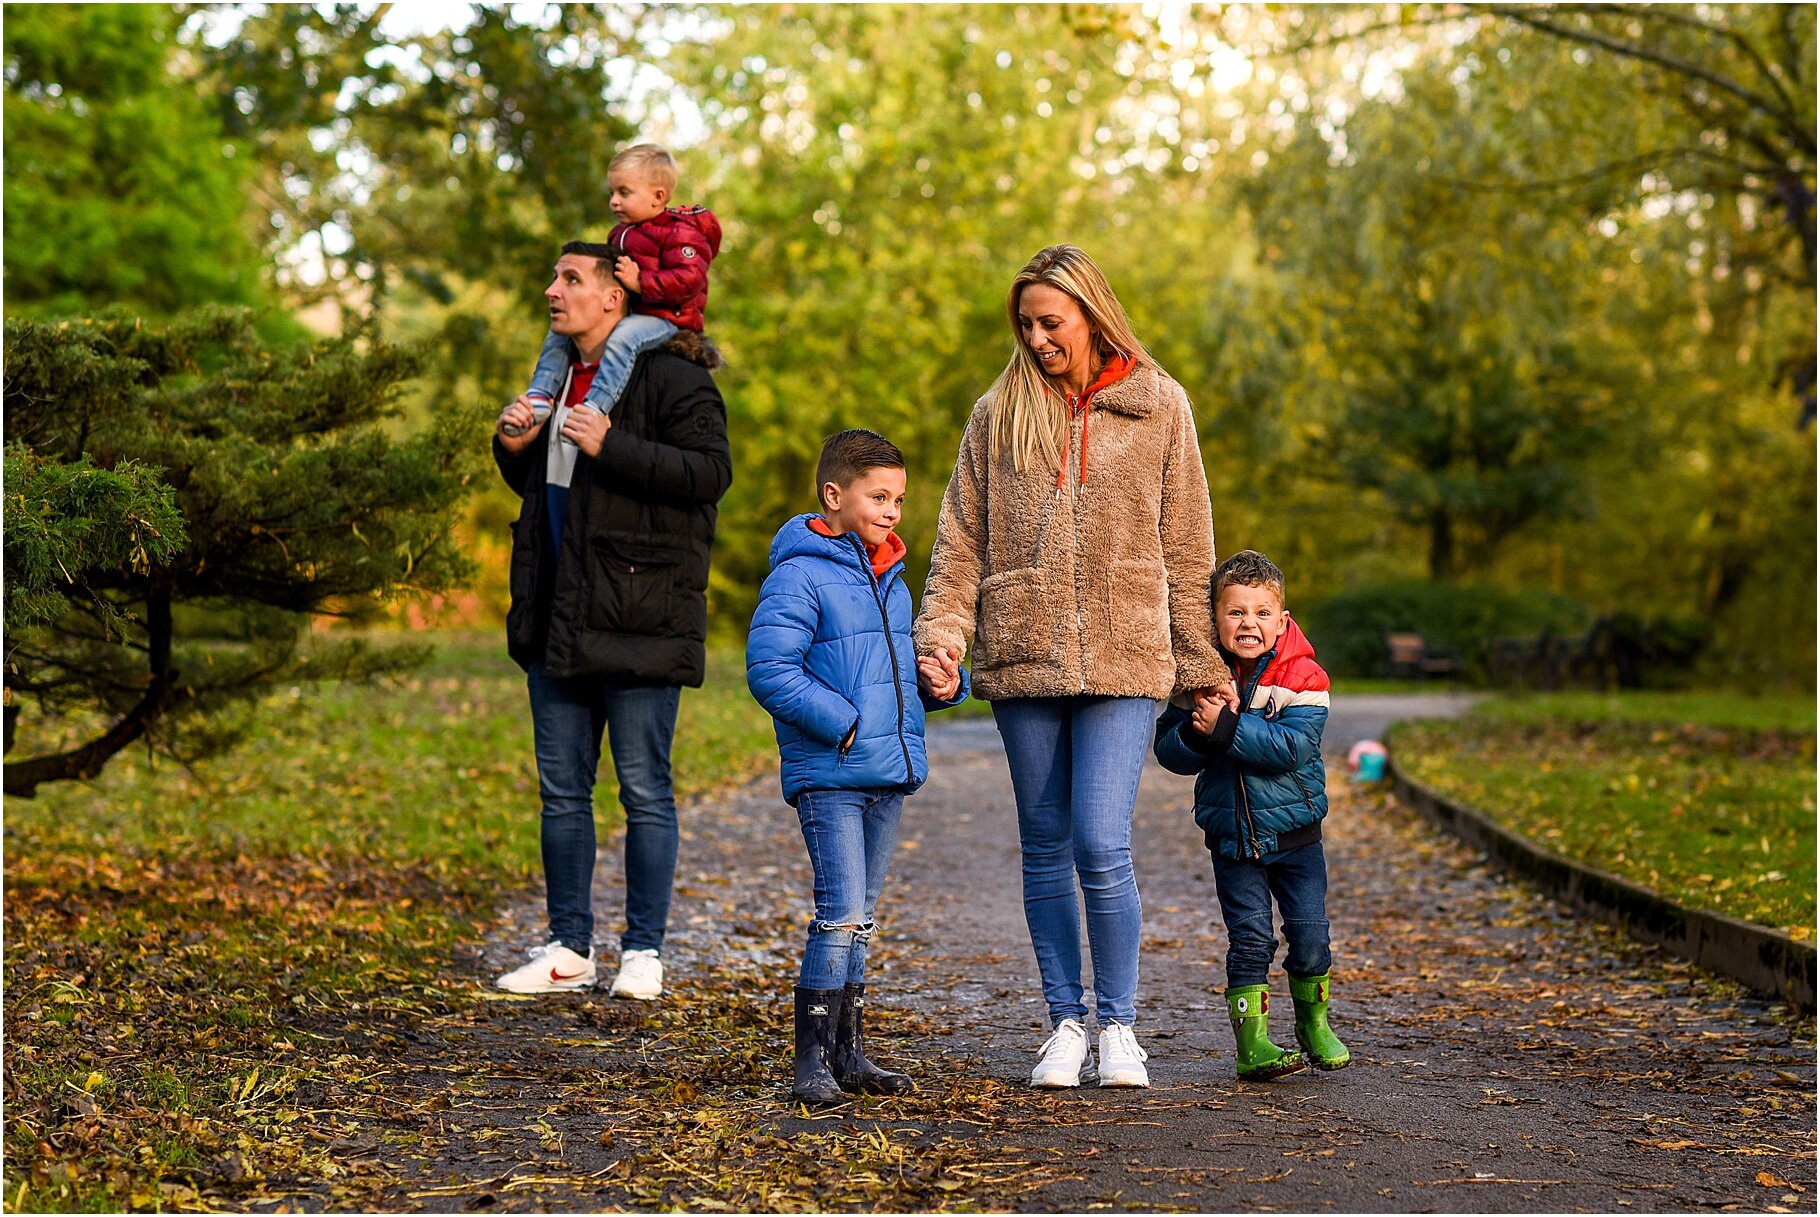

{"left": 610, "top": 143, "right": 679, "bottom": 194}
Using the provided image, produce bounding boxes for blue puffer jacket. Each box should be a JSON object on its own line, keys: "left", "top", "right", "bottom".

{"left": 1153, "top": 618, "right": 1330, "bottom": 860}
{"left": 747, "top": 514, "right": 969, "bottom": 804}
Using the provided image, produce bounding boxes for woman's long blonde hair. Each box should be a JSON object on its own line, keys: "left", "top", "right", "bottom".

{"left": 988, "top": 244, "right": 1155, "bottom": 473}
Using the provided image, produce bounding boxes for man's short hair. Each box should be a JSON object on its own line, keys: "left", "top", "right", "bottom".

{"left": 817, "top": 429, "right": 905, "bottom": 510}
{"left": 610, "top": 143, "right": 679, "bottom": 194}
{"left": 1213, "top": 549, "right": 1287, "bottom": 606}
{"left": 560, "top": 240, "right": 619, "bottom": 287}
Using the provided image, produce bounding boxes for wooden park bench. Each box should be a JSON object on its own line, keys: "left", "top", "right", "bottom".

{"left": 1383, "top": 632, "right": 1462, "bottom": 680}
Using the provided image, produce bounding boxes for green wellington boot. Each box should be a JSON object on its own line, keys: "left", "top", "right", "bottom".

{"left": 1288, "top": 973, "right": 1351, "bottom": 1070}
{"left": 1225, "top": 985, "right": 1307, "bottom": 1081}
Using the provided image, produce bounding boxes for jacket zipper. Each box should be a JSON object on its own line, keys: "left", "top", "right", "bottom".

{"left": 1236, "top": 772, "right": 1262, "bottom": 859}
{"left": 1067, "top": 405, "right": 1086, "bottom": 694}
{"left": 1290, "top": 769, "right": 1318, "bottom": 816}
{"left": 1233, "top": 648, "right": 1275, "bottom": 859}
{"left": 849, "top": 535, "right": 914, "bottom": 784}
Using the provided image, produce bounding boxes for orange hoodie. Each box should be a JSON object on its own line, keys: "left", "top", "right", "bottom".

{"left": 1055, "top": 353, "right": 1136, "bottom": 492}
{"left": 807, "top": 516, "right": 907, "bottom": 578}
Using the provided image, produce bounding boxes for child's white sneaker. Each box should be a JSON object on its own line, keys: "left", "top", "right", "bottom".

{"left": 608, "top": 948, "right": 663, "bottom": 1000}
{"left": 495, "top": 941, "right": 596, "bottom": 993}
{"left": 1030, "top": 1018, "right": 1095, "bottom": 1088}
{"left": 1098, "top": 1022, "right": 1150, "bottom": 1087}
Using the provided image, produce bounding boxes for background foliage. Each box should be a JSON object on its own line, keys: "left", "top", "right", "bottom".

{"left": 5, "top": 3, "right": 1814, "bottom": 721}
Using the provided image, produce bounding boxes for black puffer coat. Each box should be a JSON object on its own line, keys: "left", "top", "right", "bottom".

{"left": 493, "top": 331, "right": 732, "bottom": 685}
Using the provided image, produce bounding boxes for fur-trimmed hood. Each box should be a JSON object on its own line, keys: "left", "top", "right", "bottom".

{"left": 658, "top": 329, "right": 723, "bottom": 370}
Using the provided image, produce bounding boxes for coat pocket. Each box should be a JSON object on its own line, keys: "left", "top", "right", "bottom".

{"left": 975, "top": 568, "right": 1052, "bottom": 667}
{"left": 588, "top": 537, "right": 682, "bottom": 636}
{"left": 1105, "top": 558, "right": 1171, "bottom": 660}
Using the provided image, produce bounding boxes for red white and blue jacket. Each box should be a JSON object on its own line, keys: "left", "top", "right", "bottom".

{"left": 1153, "top": 616, "right": 1331, "bottom": 860}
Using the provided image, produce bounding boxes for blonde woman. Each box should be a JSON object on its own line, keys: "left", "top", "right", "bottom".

{"left": 915, "top": 245, "right": 1234, "bottom": 1088}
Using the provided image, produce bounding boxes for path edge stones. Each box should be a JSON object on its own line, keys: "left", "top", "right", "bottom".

{"left": 1387, "top": 754, "right": 1817, "bottom": 1016}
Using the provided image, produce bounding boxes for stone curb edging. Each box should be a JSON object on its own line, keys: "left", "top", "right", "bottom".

{"left": 1388, "top": 754, "right": 1817, "bottom": 1016}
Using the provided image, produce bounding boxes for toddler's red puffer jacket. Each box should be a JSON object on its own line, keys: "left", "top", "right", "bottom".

{"left": 608, "top": 205, "right": 722, "bottom": 331}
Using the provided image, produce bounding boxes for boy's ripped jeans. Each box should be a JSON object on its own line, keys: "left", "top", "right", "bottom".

{"left": 1210, "top": 840, "right": 1334, "bottom": 987}
{"left": 794, "top": 788, "right": 905, "bottom": 989}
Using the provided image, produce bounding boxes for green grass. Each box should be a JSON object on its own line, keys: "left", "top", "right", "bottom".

{"left": 1463, "top": 690, "right": 1817, "bottom": 734}
{"left": 1392, "top": 692, "right": 1816, "bottom": 937}
{"left": 3, "top": 635, "right": 778, "bottom": 1212}
{"left": 13, "top": 634, "right": 776, "bottom": 868}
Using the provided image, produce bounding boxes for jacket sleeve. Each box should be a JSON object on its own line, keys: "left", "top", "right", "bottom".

{"left": 591, "top": 362, "right": 732, "bottom": 507}
{"left": 914, "top": 399, "right": 991, "bottom": 660}
{"left": 1157, "top": 383, "right": 1230, "bottom": 695}
{"left": 1227, "top": 705, "right": 1326, "bottom": 775}
{"left": 1150, "top": 698, "right": 1223, "bottom": 774}
{"left": 918, "top": 663, "right": 971, "bottom": 713}
{"left": 746, "top": 568, "right": 860, "bottom": 747}
{"left": 493, "top": 434, "right": 537, "bottom": 496}
{"left": 638, "top": 219, "right": 713, "bottom": 307}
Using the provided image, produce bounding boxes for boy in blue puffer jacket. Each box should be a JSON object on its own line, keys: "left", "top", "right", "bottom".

{"left": 1154, "top": 550, "right": 1349, "bottom": 1081}
{"left": 747, "top": 429, "right": 969, "bottom": 1104}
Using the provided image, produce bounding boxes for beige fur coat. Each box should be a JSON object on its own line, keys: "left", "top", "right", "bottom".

{"left": 914, "top": 363, "right": 1230, "bottom": 701}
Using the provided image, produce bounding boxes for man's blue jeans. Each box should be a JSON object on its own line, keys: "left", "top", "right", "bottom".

{"left": 992, "top": 696, "right": 1156, "bottom": 1028}
{"left": 1210, "top": 840, "right": 1333, "bottom": 988}
{"left": 528, "top": 314, "right": 678, "bottom": 412}
{"left": 527, "top": 662, "right": 681, "bottom": 956}
{"left": 794, "top": 787, "right": 905, "bottom": 989}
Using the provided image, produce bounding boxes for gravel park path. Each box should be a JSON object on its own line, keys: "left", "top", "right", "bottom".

{"left": 306, "top": 695, "right": 1813, "bottom": 1213}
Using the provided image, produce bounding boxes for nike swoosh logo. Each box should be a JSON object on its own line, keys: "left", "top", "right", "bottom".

{"left": 550, "top": 967, "right": 590, "bottom": 981}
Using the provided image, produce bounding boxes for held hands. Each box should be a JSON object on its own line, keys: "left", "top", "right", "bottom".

{"left": 1189, "top": 681, "right": 1241, "bottom": 735}
{"left": 917, "top": 647, "right": 962, "bottom": 702}
{"left": 615, "top": 255, "right": 642, "bottom": 294}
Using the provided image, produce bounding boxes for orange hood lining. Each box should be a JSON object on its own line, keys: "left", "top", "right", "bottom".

{"left": 1055, "top": 352, "right": 1137, "bottom": 491}
{"left": 808, "top": 516, "right": 907, "bottom": 577}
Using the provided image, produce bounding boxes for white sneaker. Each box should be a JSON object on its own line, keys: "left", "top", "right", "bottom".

{"left": 495, "top": 941, "right": 596, "bottom": 994}
{"left": 607, "top": 948, "right": 663, "bottom": 1000}
{"left": 1030, "top": 1018, "right": 1095, "bottom": 1088}
{"left": 1098, "top": 1022, "right": 1150, "bottom": 1088}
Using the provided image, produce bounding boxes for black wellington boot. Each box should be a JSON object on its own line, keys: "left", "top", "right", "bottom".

{"left": 791, "top": 987, "right": 846, "bottom": 1104}
{"left": 831, "top": 984, "right": 914, "bottom": 1095}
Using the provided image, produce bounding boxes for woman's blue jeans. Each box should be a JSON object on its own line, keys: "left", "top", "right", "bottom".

{"left": 527, "top": 662, "right": 681, "bottom": 956}
{"left": 795, "top": 787, "right": 905, "bottom": 989}
{"left": 1211, "top": 840, "right": 1333, "bottom": 988}
{"left": 992, "top": 696, "right": 1157, "bottom": 1028}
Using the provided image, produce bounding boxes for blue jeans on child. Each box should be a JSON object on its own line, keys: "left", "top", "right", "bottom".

{"left": 1210, "top": 840, "right": 1333, "bottom": 988}
{"left": 795, "top": 787, "right": 905, "bottom": 989}
{"left": 528, "top": 314, "right": 678, "bottom": 412}
{"left": 991, "top": 695, "right": 1156, "bottom": 1029}
{"left": 526, "top": 661, "right": 681, "bottom": 957}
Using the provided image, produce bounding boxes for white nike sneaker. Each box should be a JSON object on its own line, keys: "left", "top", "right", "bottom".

{"left": 495, "top": 941, "right": 596, "bottom": 993}
{"left": 608, "top": 948, "right": 663, "bottom": 1000}
{"left": 1098, "top": 1022, "right": 1150, "bottom": 1087}
{"left": 1030, "top": 1018, "right": 1095, "bottom": 1088}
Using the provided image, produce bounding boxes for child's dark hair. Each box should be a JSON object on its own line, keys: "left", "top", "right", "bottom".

{"left": 817, "top": 429, "right": 905, "bottom": 509}
{"left": 1213, "top": 549, "right": 1287, "bottom": 606}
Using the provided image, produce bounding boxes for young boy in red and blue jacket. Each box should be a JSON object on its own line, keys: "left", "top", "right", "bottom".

{"left": 1153, "top": 550, "right": 1350, "bottom": 1080}
{"left": 747, "top": 429, "right": 969, "bottom": 1104}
